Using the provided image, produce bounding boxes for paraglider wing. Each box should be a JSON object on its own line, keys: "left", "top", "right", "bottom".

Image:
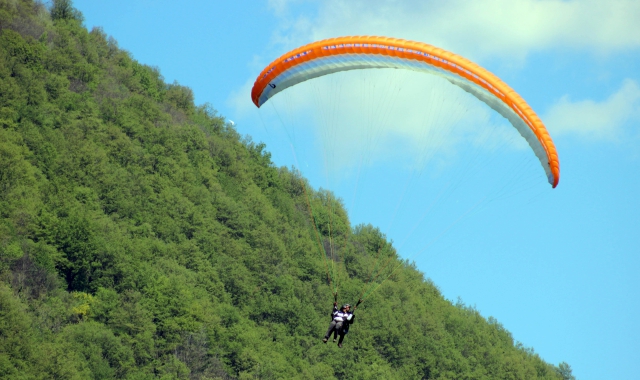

{"left": 250, "top": 36, "right": 560, "bottom": 188}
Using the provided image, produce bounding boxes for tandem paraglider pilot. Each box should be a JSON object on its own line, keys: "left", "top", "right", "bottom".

{"left": 323, "top": 300, "right": 360, "bottom": 348}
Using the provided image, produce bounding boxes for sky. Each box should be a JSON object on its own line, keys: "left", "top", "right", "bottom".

{"left": 73, "top": 1, "right": 640, "bottom": 378}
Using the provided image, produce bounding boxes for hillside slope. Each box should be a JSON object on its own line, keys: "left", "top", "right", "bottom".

{"left": 0, "top": 1, "right": 572, "bottom": 379}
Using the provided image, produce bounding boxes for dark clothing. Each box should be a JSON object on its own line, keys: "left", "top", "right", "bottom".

{"left": 324, "top": 305, "right": 355, "bottom": 344}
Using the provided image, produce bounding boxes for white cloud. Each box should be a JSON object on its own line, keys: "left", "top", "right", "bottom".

{"left": 270, "top": 0, "right": 640, "bottom": 62}
{"left": 545, "top": 79, "right": 640, "bottom": 140}
{"left": 228, "top": 79, "right": 256, "bottom": 118}
{"left": 267, "top": 0, "right": 292, "bottom": 16}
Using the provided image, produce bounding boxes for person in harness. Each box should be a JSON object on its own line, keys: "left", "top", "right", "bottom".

{"left": 322, "top": 300, "right": 360, "bottom": 347}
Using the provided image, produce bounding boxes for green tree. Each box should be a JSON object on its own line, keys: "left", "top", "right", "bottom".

{"left": 50, "top": 0, "right": 83, "bottom": 22}
{"left": 556, "top": 362, "right": 576, "bottom": 380}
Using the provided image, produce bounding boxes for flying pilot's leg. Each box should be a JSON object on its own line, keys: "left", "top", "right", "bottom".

{"left": 323, "top": 320, "right": 337, "bottom": 343}
{"left": 337, "top": 332, "right": 345, "bottom": 348}
{"left": 336, "top": 321, "right": 343, "bottom": 334}
{"left": 334, "top": 321, "right": 343, "bottom": 343}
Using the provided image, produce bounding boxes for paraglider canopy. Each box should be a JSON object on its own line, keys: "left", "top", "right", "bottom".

{"left": 251, "top": 36, "right": 560, "bottom": 188}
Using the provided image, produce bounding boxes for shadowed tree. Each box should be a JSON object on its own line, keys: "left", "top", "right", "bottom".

{"left": 556, "top": 362, "right": 576, "bottom": 380}
{"left": 50, "top": 0, "right": 83, "bottom": 22}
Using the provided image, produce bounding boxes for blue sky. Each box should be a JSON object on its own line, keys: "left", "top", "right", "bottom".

{"left": 74, "top": 1, "right": 640, "bottom": 378}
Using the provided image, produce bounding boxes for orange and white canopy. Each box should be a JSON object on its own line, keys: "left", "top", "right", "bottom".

{"left": 251, "top": 36, "right": 560, "bottom": 188}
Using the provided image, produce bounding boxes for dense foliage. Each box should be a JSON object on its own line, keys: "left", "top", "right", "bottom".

{"left": 0, "top": 1, "right": 575, "bottom": 379}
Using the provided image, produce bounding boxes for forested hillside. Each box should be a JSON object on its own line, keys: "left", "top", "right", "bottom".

{"left": 0, "top": 1, "right": 574, "bottom": 379}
